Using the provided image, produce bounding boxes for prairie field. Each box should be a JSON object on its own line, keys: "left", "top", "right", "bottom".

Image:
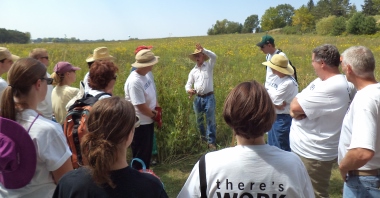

{"left": 3, "top": 33, "right": 380, "bottom": 197}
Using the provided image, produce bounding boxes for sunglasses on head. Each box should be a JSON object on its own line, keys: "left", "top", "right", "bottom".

{"left": 40, "top": 77, "right": 53, "bottom": 85}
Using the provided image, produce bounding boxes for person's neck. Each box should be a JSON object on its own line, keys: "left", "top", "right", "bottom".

{"left": 136, "top": 68, "right": 149, "bottom": 76}
{"left": 236, "top": 134, "right": 266, "bottom": 145}
{"left": 269, "top": 48, "right": 277, "bottom": 55}
{"left": 110, "top": 149, "right": 129, "bottom": 170}
{"left": 352, "top": 76, "right": 377, "bottom": 90}
{"left": 320, "top": 67, "right": 341, "bottom": 81}
{"left": 197, "top": 62, "right": 204, "bottom": 67}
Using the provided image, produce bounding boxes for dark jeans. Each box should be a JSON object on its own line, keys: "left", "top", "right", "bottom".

{"left": 268, "top": 114, "right": 292, "bottom": 151}
{"left": 131, "top": 123, "right": 154, "bottom": 170}
{"left": 193, "top": 94, "right": 216, "bottom": 144}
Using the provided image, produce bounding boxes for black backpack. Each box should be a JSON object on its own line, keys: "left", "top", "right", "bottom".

{"left": 63, "top": 92, "right": 111, "bottom": 168}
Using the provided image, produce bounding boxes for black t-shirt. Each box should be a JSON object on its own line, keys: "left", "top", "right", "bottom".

{"left": 53, "top": 166, "right": 168, "bottom": 198}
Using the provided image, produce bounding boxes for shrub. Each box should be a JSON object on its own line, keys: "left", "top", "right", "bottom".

{"left": 281, "top": 25, "right": 301, "bottom": 34}
{"left": 347, "top": 13, "right": 377, "bottom": 35}
{"left": 331, "top": 17, "right": 346, "bottom": 36}
{"left": 316, "top": 16, "right": 336, "bottom": 35}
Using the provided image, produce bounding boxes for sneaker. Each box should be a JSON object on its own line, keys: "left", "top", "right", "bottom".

{"left": 208, "top": 143, "right": 217, "bottom": 151}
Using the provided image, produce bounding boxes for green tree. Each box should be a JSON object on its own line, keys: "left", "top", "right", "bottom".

{"left": 276, "top": 4, "right": 295, "bottom": 26}
{"left": 362, "top": 0, "right": 377, "bottom": 15}
{"left": 307, "top": 0, "right": 315, "bottom": 11}
{"left": 331, "top": 17, "right": 347, "bottom": 35}
{"left": 313, "top": 0, "right": 352, "bottom": 20}
{"left": 347, "top": 12, "right": 377, "bottom": 34}
{"left": 207, "top": 19, "right": 242, "bottom": 35}
{"left": 292, "top": 6, "right": 315, "bottom": 32}
{"left": 242, "top": 15, "right": 259, "bottom": 33}
{"left": 316, "top": 15, "right": 337, "bottom": 35}
{"left": 261, "top": 7, "right": 284, "bottom": 31}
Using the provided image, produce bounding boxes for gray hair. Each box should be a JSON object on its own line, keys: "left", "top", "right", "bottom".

{"left": 341, "top": 46, "right": 375, "bottom": 78}
{"left": 312, "top": 44, "right": 340, "bottom": 67}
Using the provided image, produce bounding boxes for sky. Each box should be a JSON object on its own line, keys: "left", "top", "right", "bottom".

{"left": 0, "top": 0, "right": 365, "bottom": 40}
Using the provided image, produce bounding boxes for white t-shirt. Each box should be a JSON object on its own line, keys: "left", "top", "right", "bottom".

{"left": 338, "top": 83, "right": 380, "bottom": 170}
{"left": 124, "top": 71, "right": 157, "bottom": 125}
{"left": 185, "top": 48, "right": 217, "bottom": 95}
{"left": 177, "top": 144, "right": 314, "bottom": 198}
{"left": 290, "top": 74, "right": 355, "bottom": 161}
{"left": 0, "top": 77, "right": 7, "bottom": 103}
{"left": 0, "top": 109, "right": 71, "bottom": 198}
{"left": 86, "top": 89, "right": 111, "bottom": 101}
{"left": 265, "top": 50, "right": 287, "bottom": 90}
{"left": 37, "top": 72, "right": 53, "bottom": 119}
{"left": 266, "top": 75, "right": 298, "bottom": 114}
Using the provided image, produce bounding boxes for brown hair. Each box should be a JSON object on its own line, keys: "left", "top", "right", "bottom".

{"left": 88, "top": 61, "right": 118, "bottom": 90}
{"left": 1, "top": 58, "right": 47, "bottom": 121}
{"left": 29, "top": 48, "right": 48, "bottom": 59}
{"left": 50, "top": 72, "right": 64, "bottom": 86}
{"left": 223, "top": 81, "right": 276, "bottom": 139}
{"left": 81, "top": 96, "right": 136, "bottom": 188}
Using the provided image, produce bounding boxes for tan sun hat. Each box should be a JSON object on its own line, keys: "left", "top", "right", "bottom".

{"left": 132, "top": 49, "right": 159, "bottom": 68}
{"left": 86, "top": 47, "right": 114, "bottom": 62}
{"left": 0, "top": 47, "right": 19, "bottom": 61}
{"left": 188, "top": 49, "right": 209, "bottom": 62}
{"left": 262, "top": 54, "right": 294, "bottom": 75}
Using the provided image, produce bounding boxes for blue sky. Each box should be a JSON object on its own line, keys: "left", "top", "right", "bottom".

{"left": 0, "top": 0, "right": 364, "bottom": 40}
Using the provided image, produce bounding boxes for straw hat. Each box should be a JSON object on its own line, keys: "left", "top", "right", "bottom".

{"left": 86, "top": 47, "right": 114, "bottom": 62}
{"left": 188, "top": 49, "right": 209, "bottom": 62}
{"left": 0, "top": 47, "right": 19, "bottom": 61}
{"left": 132, "top": 49, "right": 159, "bottom": 68}
{"left": 262, "top": 54, "right": 294, "bottom": 75}
{"left": 0, "top": 117, "right": 37, "bottom": 189}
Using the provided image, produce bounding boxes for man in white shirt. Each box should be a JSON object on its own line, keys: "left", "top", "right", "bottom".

{"left": 29, "top": 48, "right": 54, "bottom": 120}
{"left": 289, "top": 44, "right": 355, "bottom": 198}
{"left": 0, "top": 47, "right": 19, "bottom": 100}
{"left": 185, "top": 44, "right": 217, "bottom": 150}
{"left": 256, "top": 35, "right": 287, "bottom": 89}
{"left": 338, "top": 46, "right": 380, "bottom": 197}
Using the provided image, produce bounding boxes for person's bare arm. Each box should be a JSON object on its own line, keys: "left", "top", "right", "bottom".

{"left": 290, "top": 97, "right": 306, "bottom": 120}
{"left": 339, "top": 148, "right": 374, "bottom": 181}
{"left": 136, "top": 103, "right": 156, "bottom": 118}
{"left": 52, "top": 158, "right": 73, "bottom": 184}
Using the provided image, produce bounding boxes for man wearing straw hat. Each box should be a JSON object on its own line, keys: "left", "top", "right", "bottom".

{"left": 289, "top": 44, "right": 355, "bottom": 198}
{"left": 84, "top": 47, "right": 115, "bottom": 94}
{"left": 185, "top": 44, "right": 217, "bottom": 150}
{"left": 124, "top": 49, "right": 160, "bottom": 170}
{"left": 262, "top": 54, "right": 298, "bottom": 151}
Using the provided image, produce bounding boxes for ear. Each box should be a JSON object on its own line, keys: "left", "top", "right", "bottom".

{"left": 346, "top": 64, "right": 353, "bottom": 75}
{"left": 34, "top": 79, "right": 42, "bottom": 91}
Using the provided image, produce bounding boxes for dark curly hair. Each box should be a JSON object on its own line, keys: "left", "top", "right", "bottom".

{"left": 88, "top": 61, "right": 118, "bottom": 90}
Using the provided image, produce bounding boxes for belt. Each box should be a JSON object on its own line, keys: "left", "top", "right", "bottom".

{"left": 197, "top": 91, "right": 214, "bottom": 98}
{"left": 348, "top": 169, "right": 380, "bottom": 176}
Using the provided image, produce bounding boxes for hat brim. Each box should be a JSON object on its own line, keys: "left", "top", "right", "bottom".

{"left": 188, "top": 53, "right": 210, "bottom": 62}
{"left": 86, "top": 55, "right": 115, "bottom": 63}
{"left": 262, "top": 61, "right": 294, "bottom": 76}
{"left": 256, "top": 41, "right": 265, "bottom": 47}
{"left": 10, "top": 54, "right": 20, "bottom": 61}
{"left": 0, "top": 117, "right": 36, "bottom": 189}
{"left": 132, "top": 56, "right": 159, "bottom": 68}
{"left": 72, "top": 66, "right": 81, "bottom": 71}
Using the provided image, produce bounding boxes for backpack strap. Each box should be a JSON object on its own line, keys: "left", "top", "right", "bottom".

{"left": 130, "top": 158, "right": 147, "bottom": 171}
{"left": 94, "top": 92, "right": 112, "bottom": 99}
{"left": 199, "top": 154, "right": 207, "bottom": 198}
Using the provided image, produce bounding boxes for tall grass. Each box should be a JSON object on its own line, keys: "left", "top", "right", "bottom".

{"left": 4, "top": 33, "right": 380, "bottom": 163}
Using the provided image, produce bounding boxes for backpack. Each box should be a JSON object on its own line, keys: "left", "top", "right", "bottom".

{"left": 63, "top": 92, "right": 111, "bottom": 169}
{"left": 277, "top": 49, "right": 298, "bottom": 83}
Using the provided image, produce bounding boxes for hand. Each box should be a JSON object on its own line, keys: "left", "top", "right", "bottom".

{"left": 294, "top": 114, "right": 307, "bottom": 120}
{"left": 339, "top": 169, "right": 347, "bottom": 182}
{"left": 154, "top": 107, "right": 162, "bottom": 128}
{"left": 188, "top": 89, "right": 196, "bottom": 99}
{"left": 275, "top": 101, "right": 286, "bottom": 110}
{"left": 196, "top": 44, "right": 203, "bottom": 51}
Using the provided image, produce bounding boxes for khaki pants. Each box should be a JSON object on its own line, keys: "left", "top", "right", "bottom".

{"left": 297, "top": 154, "right": 336, "bottom": 198}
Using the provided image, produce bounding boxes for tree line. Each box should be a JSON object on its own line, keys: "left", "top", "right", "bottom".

{"left": 207, "top": 0, "right": 380, "bottom": 36}
{"left": 0, "top": 28, "right": 31, "bottom": 44}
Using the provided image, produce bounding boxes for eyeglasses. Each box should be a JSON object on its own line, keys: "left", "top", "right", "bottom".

{"left": 40, "top": 56, "right": 49, "bottom": 60}
{"left": 135, "top": 116, "right": 140, "bottom": 128}
{"left": 41, "top": 77, "right": 53, "bottom": 85}
{"left": 113, "top": 75, "right": 117, "bottom": 80}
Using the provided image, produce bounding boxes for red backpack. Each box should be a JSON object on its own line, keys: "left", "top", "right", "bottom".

{"left": 63, "top": 93, "right": 110, "bottom": 169}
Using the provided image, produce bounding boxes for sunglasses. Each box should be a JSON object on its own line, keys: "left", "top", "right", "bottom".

{"left": 40, "top": 56, "right": 49, "bottom": 60}
{"left": 40, "top": 77, "right": 53, "bottom": 85}
{"left": 135, "top": 116, "right": 140, "bottom": 128}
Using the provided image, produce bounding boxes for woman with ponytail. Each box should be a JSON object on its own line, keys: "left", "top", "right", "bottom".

{"left": 51, "top": 62, "right": 80, "bottom": 125}
{"left": 53, "top": 96, "right": 168, "bottom": 198}
{"left": 0, "top": 58, "right": 73, "bottom": 198}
